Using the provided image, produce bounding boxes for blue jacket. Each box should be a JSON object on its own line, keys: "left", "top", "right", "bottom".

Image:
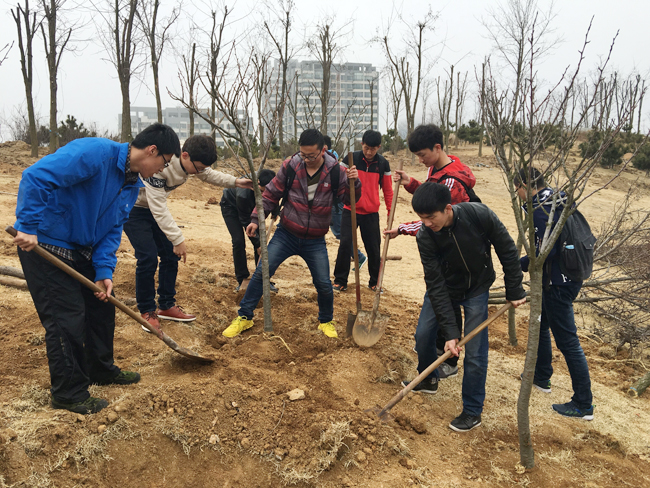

{"left": 14, "top": 138, "right": 143, "bottom": 281}
{"left": 520, "top": 187, "right": 576, "bottom": 285}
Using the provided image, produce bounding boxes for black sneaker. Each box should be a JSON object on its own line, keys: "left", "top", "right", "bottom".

{"left": 93, "top": 371, "right": 141, "bottom": 386}
{"left": 269, "top": 281, "right": 279, "bottom": 293}
{"left": 51, "top": 396, "right": 108, "bottom": 415}
{"left": 552, "top": 401, "right": 594, "bottom": 420}
{"left": 438, "top": 362, "right": 459, "bottom": 380}
{"left": 401, "top": 378, "right": 438, "bottom": 395}
{"left": 449, "top": 412, "right": 482, "bottom": 432}
{"left": 520, "top": 373, "right": 551, "bottom": 393}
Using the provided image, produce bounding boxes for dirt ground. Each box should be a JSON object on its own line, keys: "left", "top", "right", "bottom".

{"left": 1, "top": 139, "right": 650, "bottom": 487}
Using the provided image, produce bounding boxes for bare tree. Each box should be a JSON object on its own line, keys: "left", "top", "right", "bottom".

{"left": 264, "top": 0, "right": 295, "bottom": 153}
{"left": 307, "top": 19, "right": 349, "bottom": 137}
{"left": 171, "top": 9, "right": 284, "bottom": 332}
{"left": 137, "top": 0, "right": 181, "bottom": 123}
{"left": 94, "top": 0, "right": 140, "bottom": 142}
{"left": 478, "top": 59, "right": 487, "bottom": 156}
{"left": 454, "top": 70, "right": 468, "bottom": 149}
{"left": 251, "top": 46, "right": 272, "bottom": 147}
{"left": 436, "top": 65, "right": 453, "bottom": 148}
{"left": 39, "top": 0, "right": 73, "bottom": 152}
{"left": 482, "top": 7, "right": 644, "bottom": 468}
{"left": 379, "top": 8, "right": 436, "bottom": 138}
{"left": 12, "top": 0, "right": 39, "bottom": 156}
{"left": 368, "top": 76, "right": 376, "bottom": 129}
{"left": 177, "top": 38, "right": 198, "bottom": 136}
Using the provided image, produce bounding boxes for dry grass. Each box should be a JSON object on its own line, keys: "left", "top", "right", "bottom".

{"left": 153, "top": 417, "right": 193, "bottom": 456}
{"left": 190, "top": 267, "right": 217, "bottom": 284}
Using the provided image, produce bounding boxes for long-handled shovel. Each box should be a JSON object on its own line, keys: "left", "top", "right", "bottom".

{"left": 6, "top": 226, "right": 214, "bottom": 364}
{"left": 345, "top": 152, "right": 362, "bottom": 337}
{"left": 352, "top": 159, "right": 404, "bottom": 347}
{"left": 367, "top": 303, "right": 512, "bottom": 422}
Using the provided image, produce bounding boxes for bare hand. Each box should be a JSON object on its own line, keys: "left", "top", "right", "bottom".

{"left": 445, "top": 339, "right": 461, "bottom": 357}
{"left": 94, "top": 279, "right": 113, "bottom": 303}
{"left": 509, "top": 297, "right": 527, "bottom": 308}
{"left": 393, "top": 169, "right": 410, "bottom": 185}
{"left": 383, "top": 228, "right": 399, "bottom": 239}
{"left": 174, "top": 241, "right": 187, "bottom": 263}
{"left": 14, "top": 231, "right": 38, "bottom": 252}
{"left": 347, "top": 165, "right": 358, "bottom": 180}
{"left": 236, "top": 178, "right": 253, "bottom": 189}
{"left": 246, "top": 222, "right": 258, "bottom": 238}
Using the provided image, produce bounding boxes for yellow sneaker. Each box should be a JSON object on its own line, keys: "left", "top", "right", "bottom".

{"left": 222, "top": 316, "right": 253, "bottom": 338}
{"left": 318, "top": 321, "right": 338, "bottom": 338}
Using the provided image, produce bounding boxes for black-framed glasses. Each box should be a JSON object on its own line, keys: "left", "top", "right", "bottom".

{"left": 299, "top": 151, "right": 321, "bottom": 162}
{"left": 160, "top": 153, "right": 171, "bottom": 168}
{"left": 190, "top": 160, "right": 207, "bottom": 173}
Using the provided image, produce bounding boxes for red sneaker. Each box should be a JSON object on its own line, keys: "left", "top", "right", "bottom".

{"left": 141, "top": 311, "right": 162, "bottom": 334}
{"left": 157, "top": 305, "right": 196, "bottom": 322}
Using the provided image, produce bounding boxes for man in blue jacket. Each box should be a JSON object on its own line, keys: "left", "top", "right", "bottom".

{"left": 12, "top": 123, "right": 180, "bottom": 415}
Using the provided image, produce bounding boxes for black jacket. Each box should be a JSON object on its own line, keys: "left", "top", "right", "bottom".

{"left": 416, "top": 202, "right": 526, "bottom": 341}
{"left": 221, "top": 187, "right": 279, "bottom": 227}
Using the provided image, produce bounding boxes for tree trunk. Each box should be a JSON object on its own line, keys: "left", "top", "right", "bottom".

{"left": 120, "top": 79, "right": 132, "bottom": 142}
{"left": 189, "top": 43, "right": 196, "bottom": 136}
{"left": 518, "top": 268, "right": 543, "bottom": 468}
{"left": 508, "top": 307, "right": 518, "bottom": 346}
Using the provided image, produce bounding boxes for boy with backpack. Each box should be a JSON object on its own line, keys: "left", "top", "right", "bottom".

{"left": 515, "top": 167, "right": 595, "bottom": 420}
{"left": 124, "top": 135, "right": 252, "bottom": 333}
{"left": 405, "top": 182, "right": 526, "bottom": 431}
{"left": 222, "top": 129, "right": 360, "bottom": 339}
{"left": 385, "top": 124, "right": 478, "bottom": 379}
{"left": 333, "top": 130, "right": 393, "bottom": 292}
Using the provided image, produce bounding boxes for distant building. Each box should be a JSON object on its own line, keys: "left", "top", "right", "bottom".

{"left": 268, "top": 60, "right": 379, "bottom": 144}
{"left": 120, "top": 107, "right": 246, "bottom": 146}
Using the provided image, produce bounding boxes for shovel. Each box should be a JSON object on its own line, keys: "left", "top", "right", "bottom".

{"left": 238, "top": 216, "right": 276, "bottom": 293}
{"left": 352, "top": 159, "right": 404, "bottom": 347}
{"left": 6, "top": 226, "right": 214, "bottom": 364}
{"left": 367, "top": 303, "right": 512, "bottom": 422}
{"left": 345, "top": 153, "right": 362, "bottom": 337}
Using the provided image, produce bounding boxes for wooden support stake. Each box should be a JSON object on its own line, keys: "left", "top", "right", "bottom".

{"left": 628, "top": 371, "right": 650, "bottom": 398}
{"left": 0, "top": 275, "right": 28, "bottom": 289}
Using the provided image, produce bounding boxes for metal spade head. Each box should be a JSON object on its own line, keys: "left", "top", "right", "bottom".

{"left": 363, "top": 404, "right": 394, "bottom": 423}
{"left": 352, "top": 310, "right": 390, "bottom": 347}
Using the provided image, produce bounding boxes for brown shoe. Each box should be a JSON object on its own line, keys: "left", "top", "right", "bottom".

{"left": 157, "top": 305, "right": 196, "bottom": 322}
{"left": 141, "top": 311, "right": 162, "bottom": 334}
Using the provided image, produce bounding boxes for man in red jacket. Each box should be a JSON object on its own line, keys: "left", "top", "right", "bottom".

{"left": 333, "top": 130, "right": 393, "bottom": 292}
{"left": 385, "top": 124, "right": 478, "bottom": 381}
{"left": 223, "top": 129, "right": 361, "bottom": 339}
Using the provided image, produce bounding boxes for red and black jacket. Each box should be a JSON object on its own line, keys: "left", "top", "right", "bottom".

{"left": 342, "top": 151, "right": 393, "bottom": 216}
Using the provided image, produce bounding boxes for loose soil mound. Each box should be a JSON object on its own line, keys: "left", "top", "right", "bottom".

{"left": 0, "top": 144, "right": 649, "bottom": 487}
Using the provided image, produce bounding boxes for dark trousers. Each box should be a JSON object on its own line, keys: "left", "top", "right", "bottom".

{"left": 333, "top": 209, "right": 381, "bottom": 287}
{"left": 536, "top": 282, "right": 592, "bottom": 409}
{"left": 221, "top": 203, "right": 260, "bottom": 284}
{"left": 123, "top": 206, "right": 180, "bottom": 313}
{"left": 18, "top": 247, "right": 120, "bottom": 403}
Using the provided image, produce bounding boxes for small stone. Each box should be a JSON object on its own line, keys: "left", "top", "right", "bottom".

{"left": 275, "top": 448, "right": 285, "bottom": 460}
{"left": 366, "top": 434, "right": 376, "bottom": 443}
{"left": 288, "top": 361, "right": 296, "bottom": 366}
{"left": 107, "top": 411, "right": 118, "bottom": 423}
{"left": 76, "top": 414, "right": 85, "bottom": 422}
{"left": 288, "top": 447, "right": 300, "bottom": 458}
{"left": 317, "top": 353, "right": 325, "bottom": 358}
{"left": 287, "top": 389, "right": 305, "bottom": 401}
{"left": 356, "top": 451, "right": 367, "bottom": 463}
{"left": 6, "top": 429, "right": 17, "bottom": 440}
{"left": 97, "top": 424, "right": 107, "bottom": 434}
{"left": 363, "top": 447, "right": 372, "bottom": 455}
{"left": 231, "top": 402, "right": 238, "bottom": 408}
{"left": 241, "top": 438, "right": 250, "bottom": 449}
{"left": 209, "top": 434, "right": 219, "bottom": 445}
{"left": 354, "top": 399, "right": 360, "bottom": 406}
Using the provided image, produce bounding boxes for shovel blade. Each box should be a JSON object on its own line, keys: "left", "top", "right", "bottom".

{"left": 352, "top": 310, "right": 389, "bottom": 347}
{"left": 161, "top": 334, "right": 215, "bottom": 363}
{"left": 364, "top": 404, "right": 394, "bottom": 423}
{"left": 237, "top": 278, "right": 250, "bottom": 293}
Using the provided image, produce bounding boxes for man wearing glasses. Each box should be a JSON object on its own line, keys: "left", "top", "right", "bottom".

{"left": 124, "top": 134, "right": 252, "bottom": 332}
{"left": 222, "top": 129, "right": 361, "bottom": 339}
{"left": 12, "top": 123, "right": 180, "bottom": 414}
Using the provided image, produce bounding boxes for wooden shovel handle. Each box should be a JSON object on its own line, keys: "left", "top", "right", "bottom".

{"left": 5, "top": 225, "right": 162, "bottom": 337}
{"left": 348, "top": 152, "right": 362, "bottom": 312}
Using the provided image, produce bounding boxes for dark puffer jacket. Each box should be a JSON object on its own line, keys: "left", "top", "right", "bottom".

{"left": 416, "top": 202, "right": 526, "bottom": 341}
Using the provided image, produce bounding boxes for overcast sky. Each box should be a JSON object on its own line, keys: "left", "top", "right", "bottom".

{"left": 0, "top": 0, "right": 648, "bottom": 142}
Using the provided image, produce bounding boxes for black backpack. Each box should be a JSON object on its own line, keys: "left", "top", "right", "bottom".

{"left": 279, "top": 157, "right": 340, "bottom": 209}
{"left": 436, "top": 174, "right": 481, "bottom": 203}
{"left": 557, "top": 209, "right": 596, "bottom": 282}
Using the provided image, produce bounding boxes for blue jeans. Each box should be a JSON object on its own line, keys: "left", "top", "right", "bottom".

{"left": 238, "top": 225, "right": 334, "bottom": 323}
{"left": 415, "top": 291, "right": 489, "bottom": 417}
{"left": 123, "top": 207, "right": 180, "bottom": 313}
{"left": 536, "top": 282, "right": 592, "bottom": 409}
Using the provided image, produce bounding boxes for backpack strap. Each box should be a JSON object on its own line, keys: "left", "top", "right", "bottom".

{"left": 436, "top": 174, "right": 481, "bottom": 203}
{"left": 330, "top": 160, "right": 340, "bottom": 204}
{"left": 279, "top": 161, "right": 297, "bottom": 210}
